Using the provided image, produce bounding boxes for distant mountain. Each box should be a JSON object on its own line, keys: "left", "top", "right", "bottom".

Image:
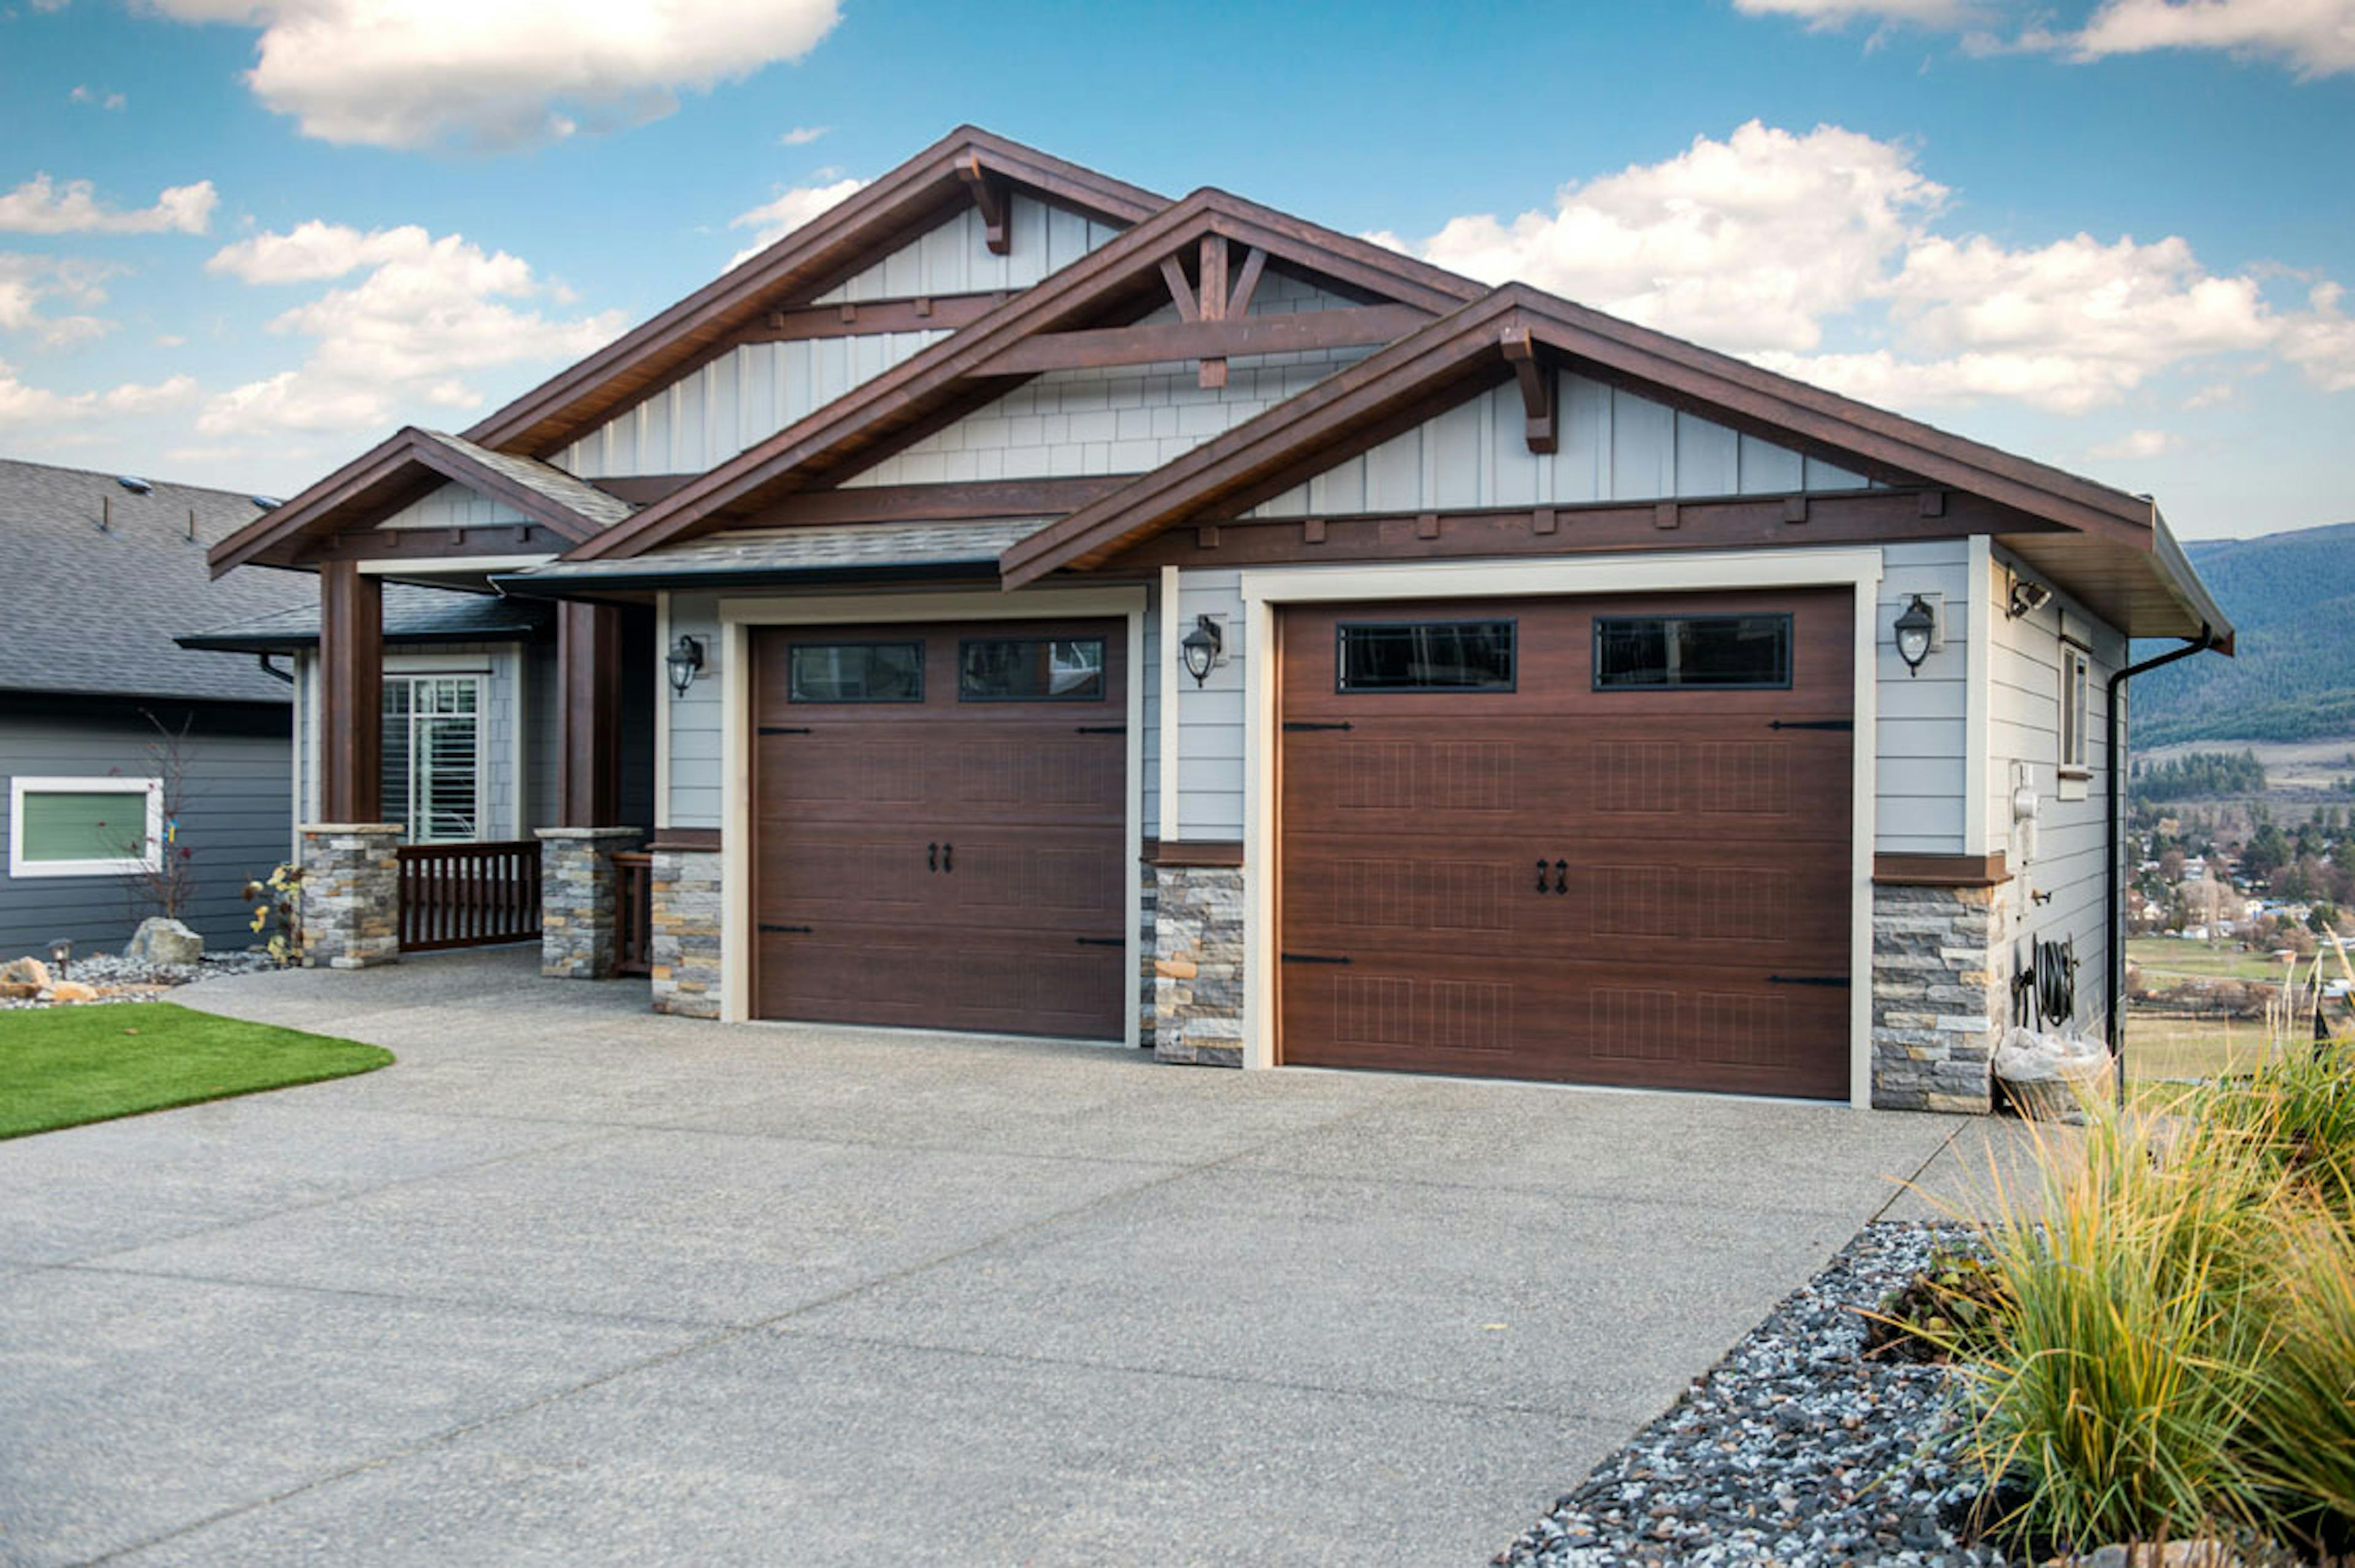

{"left": 2131, "top": 521, "right": 2355, "bottom": 746}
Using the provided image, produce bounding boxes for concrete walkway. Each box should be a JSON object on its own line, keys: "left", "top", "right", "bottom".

{"left": 0, "top": 952, "right": 2007, "bottom": 1566}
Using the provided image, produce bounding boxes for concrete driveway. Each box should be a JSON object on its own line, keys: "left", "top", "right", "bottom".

{"left": 1, "top": 950, "right": 1989, "bottom": 1566}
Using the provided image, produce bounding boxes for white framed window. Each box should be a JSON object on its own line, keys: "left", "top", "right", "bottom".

{"left": 383, "top": 674, "right": 486, "bottom": 843}
{"left": 9, "top": 776, "right": 163, "bottom": 878}
{"left": 2059, "top": 642, "right": 2091, "bottom": 790}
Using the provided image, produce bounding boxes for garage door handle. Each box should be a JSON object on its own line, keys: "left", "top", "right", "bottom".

{"left": 928, "top": 842, "right": 938, "bottom": 873}
{"left": 1767, "top": 974, "right": 1851, "bottom": 987}
{"left": 760, "top": 924, "right": 813, "bottom": 935}
{"left": 1767, "top": 720, "right": 1853, "bottom": 732}
{"left": 942, "top": 842, "right": 952, "bottom": 873}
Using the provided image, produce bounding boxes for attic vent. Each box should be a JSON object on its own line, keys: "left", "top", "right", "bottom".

{"left": 251, "top": 495, "right": 281, "bottom": 510}
{"left": 116, "top": 475, "right": 152, "bottom": 495}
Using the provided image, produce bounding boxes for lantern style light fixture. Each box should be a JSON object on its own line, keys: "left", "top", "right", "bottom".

{"left": 1893, "top": 594, "right": 1937, "bottom": 677}
{"left": 665, "top": 633, "right": 706, "bottom": 697}
{"left": 1179, "top": 614, "right": 1224, "bottom": 686}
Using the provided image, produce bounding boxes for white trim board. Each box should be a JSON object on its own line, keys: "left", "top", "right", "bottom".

{"left": 1236, "top": 546, "right": 1886, "bottom": 1110}
{"left": 716, "top": 584, "right": 1149, "bottom": 1047}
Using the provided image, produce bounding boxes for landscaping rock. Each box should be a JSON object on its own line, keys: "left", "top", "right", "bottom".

{"left": 123, "top": 917, "right": 204, "bottom": 968}
{"left": 0, "top": 981, "right": 39, "bottom": 1001}
{"left": 0, "top": 955, "right": 52, "bottom": 989}
{"left": 45, "top": 981, "right": 99, "bottom": 1004}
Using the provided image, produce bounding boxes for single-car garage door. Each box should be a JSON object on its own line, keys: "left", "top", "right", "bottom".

{"left": 751, "top": 618, "right": 1128, "bottom": 1039}
{"left": 1278, "top": 590, "right": 1853, "bottom": 1098}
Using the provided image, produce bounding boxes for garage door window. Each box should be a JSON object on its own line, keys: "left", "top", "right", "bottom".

{"left": 1594, "top": 614, "right": 1791, "bottom": 690}
{"left": 789, "top": 641, "right": 924, "bottom": 703}
{"left": 1336, "top": 621, "right": 1515, "bottom": 692}
{"left": 959, "top": 638, "right": 1106, "bottom": 702}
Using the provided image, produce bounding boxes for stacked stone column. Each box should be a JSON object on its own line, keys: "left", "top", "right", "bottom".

{"left": 649, "top": 841, "right": 724, "bottom": 1017}
{"left": 297, "top": 824, "right": 401, "bottom": 970}
{"left": 1870, "top": 882, "right": 2010, "bottom": 1112}
{"left": 1151, "top": 864, "right": 1245, "bottom": 1067}
{"left": 537, "top": 827, "right": 646, "bottom": 980}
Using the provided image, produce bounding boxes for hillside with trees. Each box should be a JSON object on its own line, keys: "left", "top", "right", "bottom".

{"left": 2132, "top": 521, "right": 2355, "bottom": 745}
{"left": 2129, "top": 749, "right": 2267, "bottom": 801}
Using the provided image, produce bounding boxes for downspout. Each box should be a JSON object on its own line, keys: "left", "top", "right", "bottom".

{"left": 2107, "top": 625, "right": 2220, "bottom": 1098}
{"left": 256, "top": 652, "right": 294, "bottom": 684}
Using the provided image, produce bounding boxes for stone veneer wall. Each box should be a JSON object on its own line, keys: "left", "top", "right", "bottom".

{"left": 1136, "top": 863, "right": 1157, "bottom": 1052}
{"left": 538, "top": 827, "right": 645, "bottom": 979}
{"left": 1871, "top": 882, "right": 2008, "bottom": 1112}
{"left": 650, "top": 847, "right": 724, "bottom": 1018}
{"left": 297, "top": 824, "right": 400, "bottom": 970}
{"left": 1152, "top": 865, "right": 1244, "bottom": 1067}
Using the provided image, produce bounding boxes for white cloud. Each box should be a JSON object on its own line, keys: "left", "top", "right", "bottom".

{"left": 1731, "top": 0, "right": 1985, "bottom": 26}
{"left": 1370, "top": 122, "right": 1944, "bottom": 355}
{"left": 68, "top": 85, "right": 128, "bottom": 110}
{"left": 155, "top": 333, "right": 189, "bottom": 348}
{"left": 780, "top": 124, "right": 830, "bottom": 145}
{"left": 1384, "top": 120, "right": 2353, "bottom": 417}
{"left": 0, "top": 358, "right": 198, "bottom": 427}
{"left": 197, "top": 221, "right": 627, "bottom": 436}
{"left": 2181, "top": 380, "right": 2239, "bottom": 408}
{"left": 2089, "top": 428, "right": 2184, "bottom": 459}
{"left": 142, "top": 0, "right": 844, "bottom": 151}
{"left": 2071, "top": 0, "right": 2355, "bottom": 77}
{"left": 0, "top": 254, "right": 121, "bottom": 348}
{"left": 0, "top": 175, "right": 217, "bottom": 235}
{"left": 727, "top": 177, "right": 867, "bottom": 267}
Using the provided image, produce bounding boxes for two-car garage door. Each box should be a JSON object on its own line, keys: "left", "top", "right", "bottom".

{"left": 1277, "top": 590, "right": 1855, "bottom": 1100}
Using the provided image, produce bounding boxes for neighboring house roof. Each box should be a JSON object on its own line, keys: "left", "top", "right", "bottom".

{"left": 461, "top": 126, "right": 1171, "bottom": 459}
{"left": 178, "top": 581, "right": 551, "bottom": 652}
{"left": 210, "top": 426, "right": 636, "bottom": 576}
{"left": 0, "top": 456, "right": 311, "bottom": 705}
{"left": 497, "top": 518, "right": 1047, "bottom": 597}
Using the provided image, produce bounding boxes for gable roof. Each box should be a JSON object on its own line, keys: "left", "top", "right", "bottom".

{"left": 997, "top": 283, "right": 2234, "bottom": 648}
{"left": 462, "top": 127, "right": 1171, "bottom": 461}
{"left": 0, "top": 457, "right": 310, "bottom": 705}
{"left": 557, "top": 187, "right": 1486, "bottom": 564}
{"left": 208, "top": 427, "right": 634, "bottom": 576}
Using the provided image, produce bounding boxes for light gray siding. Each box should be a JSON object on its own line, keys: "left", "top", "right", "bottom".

{"left": 559, "top": 195, "right": 1122, "bottom": 482}
{"left": 1988, "top": 544, "right": 2125, "bottom": 1036}
{"left": 1876, "top": 539, "right": 1974, "bottom": 855}
{"left": 1249, "top": 371, "right": 1872, "bottom": 518}
{"left": 1, "top": 702, "right": 291, "bottom": 955}
{"left": 666, "top": 593, "right": 725, "bottom": 829}
{"left": 380, "top": 480, "right": 529, "bottom": 532}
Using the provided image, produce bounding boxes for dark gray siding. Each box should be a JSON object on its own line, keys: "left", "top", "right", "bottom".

{"left": 0, "top": 698, "right": 291, "bottom": 957}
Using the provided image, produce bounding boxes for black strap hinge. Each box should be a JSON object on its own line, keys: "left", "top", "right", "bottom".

{"left": 1282, "top": 721, "right": 1354, "bottom": 733}
{"left": 759, "top": 726, "right": 813, "bottom": 736}
{"left": 760, "top": 924, "right": 814, "bottom": 935}
{"left": 1074, "top": 936, "right": 1124, "bottom": 947}
{"left": 1767, "top": 974, "right": 1850, "bottom": 987}
{"left": 1767, "top": 719, "right": 1853, "bottom": 732}
{"left": 1281, "top": 952, "right": 1352, "bottom": 965}
{"left": 1074, "top": 724, "right": 1127, "bottom": 734}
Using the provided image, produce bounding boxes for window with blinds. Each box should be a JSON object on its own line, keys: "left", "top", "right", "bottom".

{"left": 381, "top": 675, "right": 483, "bottom": 842}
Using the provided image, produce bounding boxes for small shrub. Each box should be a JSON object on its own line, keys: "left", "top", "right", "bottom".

{"left": 1864, "top": 1251, "right": 2013, "bottom": 1364}
{"left": 242, "top": 862, "right": 304, "bottom": 967}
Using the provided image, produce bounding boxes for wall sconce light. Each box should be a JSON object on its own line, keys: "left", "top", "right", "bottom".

{"left": 1893, "top": 594, "right": 1937, "bottom": 677}
{"left": 1179, "top": 615, "right": 1224, "bottom": 687}
{"left": 665, "top": 633, "right": 705, "bottom": 697}
{"left": 2007, "top": 572, "right": 2052, "bottom": 619}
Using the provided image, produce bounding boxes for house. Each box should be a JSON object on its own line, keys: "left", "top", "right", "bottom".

{"left": 202, "top": 128, "right": 2234, "bottom": 1112}
{"left": 0, "top": 458, "right": 313, "bottom": 956}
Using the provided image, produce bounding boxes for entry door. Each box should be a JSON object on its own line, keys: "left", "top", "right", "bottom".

{"left": 1277, "top": 591, "right": 1853, "bottom": 1098}
{"left": 751, "top": 618, "right": 1128, "bottom": 1039}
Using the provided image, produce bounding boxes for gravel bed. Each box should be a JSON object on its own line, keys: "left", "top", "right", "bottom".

{"left": 1, "top": 949, "right": 278, "bottom": 1010}
{"left": 1495, "top": 1220, "right": 2004, "bottom": 1568}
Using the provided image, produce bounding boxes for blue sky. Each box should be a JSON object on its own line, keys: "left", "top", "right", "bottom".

{"left": 1, "top": 0, "right": 2349, "bottom": 538}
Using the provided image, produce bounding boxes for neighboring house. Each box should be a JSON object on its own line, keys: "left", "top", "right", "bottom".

{"left": 203, "top": 128, "right": 2234, "bottom": 1112}
{"left": 0, "top": 458, "right": 312, "bottom": 955}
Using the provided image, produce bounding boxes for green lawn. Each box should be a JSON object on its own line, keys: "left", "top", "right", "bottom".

{"left": 2126, "top": 936, "right": 2299, "bottom": 983}
{"left": 0, "top": 1003, "right": 391, "bottom": 1139}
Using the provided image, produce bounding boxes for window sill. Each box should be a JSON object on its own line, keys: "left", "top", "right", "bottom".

{"left": 2058, "top": 767, "right": 2091, "bottom": 803}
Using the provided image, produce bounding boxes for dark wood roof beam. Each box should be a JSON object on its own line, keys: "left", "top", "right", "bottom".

{"left": 971, "top": 304, "right": 1430, "bottom": 377}
{"left": 740, "top": 292, "right": 1009, "bottom": 343}
{"left": 1197, "top": 236, "right": 1231, "bottom": 388}
{"left": 957, "top": 153, "right": 1011, "bottom": 254}
{"left": 1226, "top": 246, "right": 1268, "bottom": 318}
{"left": 1501, "top": 326, "right": 1557, "bottom": 456}
{"left": 1159, "top": 254, "right": 1200, "bottom": 321}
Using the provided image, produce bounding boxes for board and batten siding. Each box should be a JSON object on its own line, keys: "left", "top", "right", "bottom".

{"left": 0, "top": 702, "right": 291, "bottom": 954}
{"left": 379, "top": 481, "right": 529, "bottom": 533}
{"left": 559, "top": 196, "right": 1119, "bottom": 482}
{"left": 1988, "top": 543, "right": 2126, "bottom": 1037}
{"left": 1249, "top": 371, "right": 1873, "bottom": 518}
{"left": 289, "top": 643, "right": 549, "bottom": 843}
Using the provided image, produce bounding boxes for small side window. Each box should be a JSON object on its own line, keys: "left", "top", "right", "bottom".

{"left": 2061, "top": 644, "right": 2091, "bottom": 776}
{"left": 958, "top": 638, "right": 1106, "bottom": 702}
{"left": 8, "top": 777, "right": 161, "bottom": 878}
{"left": 1336, "top": 621, "right": 1515, "bottom": 692}
{"left": 789, "top": 641, "right": 925, "bottom": 703}
{"left": 1595, "top": 614, "right": 1792, "bottom": 690}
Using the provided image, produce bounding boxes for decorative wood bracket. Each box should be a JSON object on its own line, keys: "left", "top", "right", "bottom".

{"left": 1501, "top": 327, "right": 1557, "bottom": 454}
{"left": 1196, "top": 237, "right": 1231, "bottom": 388}
{"left": 957, "top": 154, "right": 1010, "bottom": 255}
{"left": 1159, "top": 255, "right": 1199, "bottom": 321}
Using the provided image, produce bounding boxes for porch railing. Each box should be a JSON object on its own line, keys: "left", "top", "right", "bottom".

{"left": 397, "top": 840, "right": 543, "bottom": 954}
{"left": 614, "top": 851, "right": 654, "bottom": 976}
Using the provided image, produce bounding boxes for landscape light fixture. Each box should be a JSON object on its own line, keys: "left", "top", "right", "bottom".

{"left": 45, "top": 938, "right": 71, "bottom": 978}
{"left": 1180, "top": 615, "right": 1224, "bottom": 686}
{"left": 1893, "top": 594, "right": 1937, "bottom": 677}
{"left": 665, "top": 633, "right": 705, "bottom": 697}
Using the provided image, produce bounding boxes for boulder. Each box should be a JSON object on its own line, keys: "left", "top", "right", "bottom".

{"left": 123, "top": 917, "right": 204, "bottom": 968}
{"left": 0, "top": 981, "right": 39, "bottom": 1001}
{"left": 45, "top": 981, "right": 99, "bottom": 1003}
{"left": 0, "top": 956, "right": 51, "bottom": 989}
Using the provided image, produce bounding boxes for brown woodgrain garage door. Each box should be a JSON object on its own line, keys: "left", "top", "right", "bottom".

{"left": 1278, "top": 590, "right": 1853, "bottom": 1098}
{"left": 751, "top": 618, "right": 1127, "bottom": 1039}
